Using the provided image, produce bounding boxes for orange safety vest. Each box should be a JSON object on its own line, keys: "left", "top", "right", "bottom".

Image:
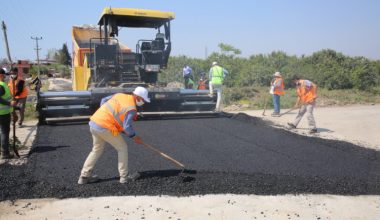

{"left": 90, "top": 93, "right": 137, "bottom": 136}
{"left": 8, "top": 78, "right": 28, "bottom": 99}
{"left": 273, "top": 77, "right": 284, "bottom": 95}
{"left": 198, "top": 79, "right": 206, "bottom": 90}
{"left": 297, "top": 80, "right": 317, "bottom": 103}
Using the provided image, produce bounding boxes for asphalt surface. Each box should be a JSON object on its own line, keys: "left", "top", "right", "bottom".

{"left": 1, "top": 113, "right": 379, "bottom": 201}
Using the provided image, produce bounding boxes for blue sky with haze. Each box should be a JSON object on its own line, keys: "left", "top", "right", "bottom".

{"left": 1, "top": 0, "right": 379, "bottom": 61}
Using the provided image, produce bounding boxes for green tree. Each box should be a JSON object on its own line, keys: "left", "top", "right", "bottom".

{"left": 159, "top": 45, "right": 380, "bottom": 92}
{"left": 351, "top": 57, "right": 378, "bottom": 91}
{"left": 218, "top": 43, "right": 241, "bottom": 56}
{"left": 57, "top": 43, "right": 71, "bottom": 66}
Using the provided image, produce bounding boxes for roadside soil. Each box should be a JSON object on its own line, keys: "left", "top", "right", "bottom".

{"left": 47, "top": 77, "right": 72, "bottom": 91}
{"left": 240, "top": 104, "right": 380, "bottom": 151}
{"left": 0, "top": 105, "right": 379, "bottom": 219}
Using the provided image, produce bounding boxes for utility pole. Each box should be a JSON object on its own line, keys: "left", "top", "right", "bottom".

{"left": 1, "top": 21, "right": 13, "bottom": 64}
{"left": 31, "top": 36, "right": 42, "bottom": 78}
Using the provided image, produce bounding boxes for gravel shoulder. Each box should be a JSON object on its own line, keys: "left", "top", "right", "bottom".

{"left": 0, "top": 105, "right": 379, "bottom": 219}
{"left": 239, "top": 104, "right": 380, "bottom": 151}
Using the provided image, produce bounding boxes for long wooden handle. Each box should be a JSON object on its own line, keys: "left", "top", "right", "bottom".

{"left": 280, "top": 106, "right": 298, "bottom": 116}
{"left": 262, "top": 93, "right": 270, "bottom": 116}
{"left": 262, "top": 101, "right": 268, "bottom": 115}
{"left": 141, "top": 142, "right": 185, "bottom": 168}
{"left": 11, "top": 79, "right": 20, "bottom": 158}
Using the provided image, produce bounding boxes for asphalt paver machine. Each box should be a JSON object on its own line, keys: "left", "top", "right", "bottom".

{"left": 37, "top": 8, "right": 217, "bottom": 124}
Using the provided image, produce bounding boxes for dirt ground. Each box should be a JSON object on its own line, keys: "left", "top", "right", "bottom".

{"left": 0, "top": 105, "right": 379, "bottom": 219}
{"left": 242, "top": 104, "right": 380, "bottom": 151}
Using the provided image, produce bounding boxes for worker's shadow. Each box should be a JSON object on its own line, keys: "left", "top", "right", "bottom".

{"left": 316, "top": 128, "right": 334, "bottom": 133}
{"left": 136, "top": 169, "right": 197, "bottom": 180}
{"left": 297, "top": 127, "right": 333, "bottom": 133}
{"left": 98, "top": 169, "right": 197, "bottom": 183}
{"left": 29, "top": 145, "right": 70, "bottom": 155}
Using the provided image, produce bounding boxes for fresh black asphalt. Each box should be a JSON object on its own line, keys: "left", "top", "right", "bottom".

{"left": 1, "top": 113, "right": 379, "bottom": 201}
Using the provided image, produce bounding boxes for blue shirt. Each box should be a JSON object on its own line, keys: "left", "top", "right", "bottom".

{"left": 89, "top": 95, "right": 137, "bottom": 138}
{"left": 183, "top": 66, "right": 192, "bottom": 77}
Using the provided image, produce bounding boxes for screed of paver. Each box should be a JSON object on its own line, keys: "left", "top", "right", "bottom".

{"left": 1, "top": 113, "right": 379, "bottom": 200}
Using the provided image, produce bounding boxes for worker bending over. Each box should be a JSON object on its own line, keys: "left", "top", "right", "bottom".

{"left": 287, "top": 77, "right": 318, "bottom": 134}
{"left": 78, "top": 86, "right": 150, "bottom": 184}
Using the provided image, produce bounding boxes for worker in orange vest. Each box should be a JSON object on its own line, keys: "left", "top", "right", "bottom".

{"left": 197, "top": 73, "right": 207, "bottom": 90}
{"left": 78, "top": 86, "right": 150, "bottom": 184}
{"left": 287, "top": 77, "right": 318, "bottom": 134}
{"left": 270, "top": 72, "right": 285, "bottom": 116}
{"left": 8, "top": 67, "right": 28, "bottom": 127}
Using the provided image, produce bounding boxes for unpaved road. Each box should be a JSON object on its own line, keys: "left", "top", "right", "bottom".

{"left": 0, "top": 105, "right": 379, "bottom": 219}
{"left": 242, "top": 104, "right": 380, "bottom": 151}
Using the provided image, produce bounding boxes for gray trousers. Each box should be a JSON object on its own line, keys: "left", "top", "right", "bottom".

{"left": 15, "top": 97, "right": 27, "bottom": 125}
{"left": 80, "top": 128, "right": 129, "bottom": 179}
{"left": 293, "top": 101, "right": 316, "bottom": 130}
{"left": 0, "top": 113, "right": 11, "bottom": 154}
{"left": 209, "top": 82, "right": 223, "bottom": 111}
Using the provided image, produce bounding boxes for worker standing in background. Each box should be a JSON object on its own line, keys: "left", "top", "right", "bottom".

{"left": 187, "top": 77, "right": 195, "bottom": 89}
{"left": 198, "top": 73, "right": 207, "bottom": 90}
{"left": 209, "top": 61, "right": 228, "bottom": 111}
{"left": 78, "top": 86, "right": 150, "bottom": 184}
{"left": 0, "top": 68, "right": 16, "bottom": 159}
{"left": 182, "top": 65, "right": 193, "bottom": 89}
{"left": 270, "top": 72, "right": 285, "bottom": 117}
{"left": 287, "top": 77, "right": 318, "bottom": 134}
{"left": 8, "top": 67, "right": 28, "bottom": 128}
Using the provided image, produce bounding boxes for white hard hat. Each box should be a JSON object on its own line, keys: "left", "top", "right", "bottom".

{"left": 0, "top": 68, "right": 6, "bottom": 75}
{"left": 212, "top": 61, "right": 218, "bottom": 66}
{"left": 133, "top": 86, "right": 150, "bottom": 103}
{"left": 274, "top": 72, "right": 282, "bottom": 77}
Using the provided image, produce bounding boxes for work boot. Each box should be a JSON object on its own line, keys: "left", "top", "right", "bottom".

{"left": 287, "top": 122, "right": 296, "bottom": 129}
{"left": 309, "top": 128, "right": 318, "bottom": 134}
{"left": 78, "top": 175, "right": 99, "bottom": 184}
{"left": 120, "top": 176, "right": 129, "bottom": 184}
{"left": 120, "top": 172, "right": 141, "bottom": 183}
{"left": 1, "top": 153, "right": 14, "bottom": 159}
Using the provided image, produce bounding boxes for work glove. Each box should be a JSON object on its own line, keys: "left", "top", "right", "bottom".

{"left": 133, "top": 135, "right": 143, "bottom": 145}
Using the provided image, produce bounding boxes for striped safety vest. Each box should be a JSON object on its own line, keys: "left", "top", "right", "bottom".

{"left": 297, "top": 80, "right": 318, "bottom": 103}
{"left": 210, "top": 66, "right": 224, "bottom": 85}
{"left": 198, "top": 79, "right": 207, "bottom": 90}
{"left": 0, "top": 81, "right": 13, "bottom": 115}
{"left": 8, "top": 78, "right": 28, "bottom": 99}
{"left": 273, "top": 77, "right": 285, "bottom": 95}
{"left": 90, "top": 93, "right": 137, "bottom": 136}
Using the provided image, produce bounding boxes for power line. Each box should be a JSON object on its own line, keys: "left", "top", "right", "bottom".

{"left": 31, "top": 36, "right": 42, "bottom": 78}
{"left": 1, "top": 21, "right": 12, "bottom": 64}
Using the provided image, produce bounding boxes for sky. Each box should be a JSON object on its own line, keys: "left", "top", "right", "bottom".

{"left": 0, "top": 0, "right": 379, "bottom": 62}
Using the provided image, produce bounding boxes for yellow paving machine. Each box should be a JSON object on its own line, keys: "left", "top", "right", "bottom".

{"left": 37, "top": 8, "right": 217, "bottom": 124}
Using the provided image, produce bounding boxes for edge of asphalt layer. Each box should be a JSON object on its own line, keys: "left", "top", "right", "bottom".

{"left": 1, "top": 113, "right": 379, "bottom": 201}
